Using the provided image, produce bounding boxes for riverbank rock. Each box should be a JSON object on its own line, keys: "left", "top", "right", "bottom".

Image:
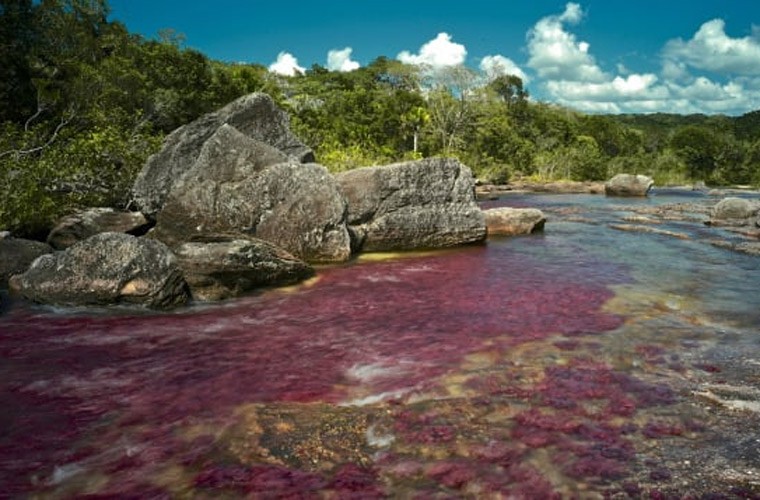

{"left": 9, "top": 233, "right": 189, "bottom": 309}
{"left": 708, "top": 197, "right": 758, "bottom": 227}
{"left": 46, "top": 208, "right": 151, "bottom": 250}
{"left": 483, "top": 208, "right": 546, "bottom": 236}
{"left": 132, "top": 92, "right": 314, "bottom": 217}
{"left": 174, "top": 235, "right": 315, "bottom": 301}
{"left": 336, "top": 158, "right": 486, "bottom": 252}
{"left": 151, "top": 125, "right": 351, "bottom": 262}
{"left": 0, "top": 237, "right": 53, "bottom": 287}
{"left": 605, "top": 174, "right": 654, "bottom": 196}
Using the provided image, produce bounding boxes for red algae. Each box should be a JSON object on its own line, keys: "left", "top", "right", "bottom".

{"left": 0, "top": 239, "right": 630, "bottom": 496}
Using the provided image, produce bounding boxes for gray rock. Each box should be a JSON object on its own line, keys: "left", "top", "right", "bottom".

{"left": 484, "top": 207, "right": 546, "bottom": 236}
{"left": 174, "top": 235, "right": 315, "bottom": 301}
{"left": 605, "top": 174, "right": 654, "bottom": 197}
{"left": 47, "top": 208, "right": 151, "bottom": 250}
{"left": 132, "top": 93, "right": 314, "bottom": 217}
{"left": 10, "top": 233, "right": 189, "bottom": 309}
{"left": 151, "top": 125, "right": 351, "bottom": 263}
{"left": 711, "top": 197, "right": 758, "bottom": 222}
{"left": 336, "top": 158, "right": 486, "bottom": 252}
{"left": 0, "top": 238, "right": 53, "bottom": 287}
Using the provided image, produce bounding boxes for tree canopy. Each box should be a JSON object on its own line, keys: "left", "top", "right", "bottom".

{"left": 2, "top": 0, "right": 759, "bottom": 237}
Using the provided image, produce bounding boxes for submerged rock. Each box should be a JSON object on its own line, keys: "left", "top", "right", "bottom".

{"left": 0, "top": 237, "right": 53, "bottom": 287}
{"left": 10, "top": 232, "right": 189, "bottom": 309}
{"left": 151, "top": 125, "right": 351, "bottom": 262}
{"left": 132, "top": 92, "right": 314, "bottom": 217}
{"left": 483, "top": 207, "right": 546, "bottom": 236}
{"left": 174, "top": 235, "right": 315, "bottom": 301}
{"left": 336, "top": 157, "right": 486, "bottom": 252}
{"left": 47, "top": 208, "right": 151, "bottom": 250}
{"left": 605, "top": 174, "right": 654, "bottom": 197}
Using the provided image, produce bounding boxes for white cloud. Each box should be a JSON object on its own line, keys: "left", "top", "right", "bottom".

{"left": 269, "top": 52, "right": 305, "bottom": 76}
{"left": 397, "top": 32, "right": 467, "bottom": 68}
{"left": 527, "top": 2, "right": 606, "bottom": 83}
{"left": 479, "top": 55, "right": 529, "bottom": 83}
{"left": 663, "top": 19, "right": 760, "bottom": 75}
{"left": 327, "top": 47, "right": 360, "bottom": 72}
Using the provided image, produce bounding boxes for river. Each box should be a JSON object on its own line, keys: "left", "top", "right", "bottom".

{"left": 1, "top": 190, "right": 759, "bottom": 497}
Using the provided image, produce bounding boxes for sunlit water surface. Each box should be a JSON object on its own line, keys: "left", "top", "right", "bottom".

{"left": 1, "top": 191, "right": 759, "bottom": 497}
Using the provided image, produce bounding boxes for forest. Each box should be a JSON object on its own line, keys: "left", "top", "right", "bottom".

{"left": 2, "top": 0, "right": 760, "bottom": 238}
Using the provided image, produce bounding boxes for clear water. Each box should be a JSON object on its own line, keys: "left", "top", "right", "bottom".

{"left": 1, "top": 191, "right": 759, "bottom": 497}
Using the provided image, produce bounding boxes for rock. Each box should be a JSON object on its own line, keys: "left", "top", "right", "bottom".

{"left": 483, "top": 208, "right": 546, "bottom": 236}
{"left": 336, "top": 158, "right": 486, "bottom": 252}
{"left": 174, "top": 235, "right": 315, "bottom": 301}
{"left": 604, "top": 174, "right": 654, "bottom": 196}
{"left": 507, "top": 181, "right": 605, "bottom": 194}
{"left": 608, "top": 224, "right": 690, "bottom": 240}
{"left": 47, "top": 208, "right": 151, "bottom": 250}
{"left": 710, "top": 197, "right": 758, "bottom": 224}
{"left": 151, "top": 125, "right": 351, "bottom": 263}
{"left": 0, "top": 238, "right": 53, "bottom": 287}
{"left": 10, "top": 233, "right": 189, "bottom": 309}
{"left": 132, "top": 93, "right": 314, "bottom": 217}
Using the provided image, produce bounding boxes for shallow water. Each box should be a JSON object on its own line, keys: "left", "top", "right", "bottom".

{"left": 1, "top": 191, "right": 759, "bottom": 497}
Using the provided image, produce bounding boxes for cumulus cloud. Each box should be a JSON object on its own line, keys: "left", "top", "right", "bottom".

{"left": 327, "top": 47, "right": 360, "bottom": 72}
{"left": 269, "top": 52, "right": 305, "bottom": 76}
{"left": 663, "top": 19, "right": 760, "bottom": 75}
{"left": 397, "top": 32, "right": 467, "bottom": 68}
{"left": 479, "top": 55, "right": 529, "bottom": 83}
{"left": 527, "top": 2, "right": 606, "bottom": 83}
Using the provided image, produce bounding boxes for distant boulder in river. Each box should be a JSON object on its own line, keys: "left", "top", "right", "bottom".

{"left": 605, "top": 174, "right": 654, "bottom": 197}
{"left": 336, "top": 158, "right": 487, "bottom": 252}
{"left": 132, "top": 92, "right": 314, "bottom": 218}
{"left": 708, "top": 197, "right": 759, "bottom": 227}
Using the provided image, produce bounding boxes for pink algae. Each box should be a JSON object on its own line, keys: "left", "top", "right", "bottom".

{"left": 0, "top": 242, "right": 629, "bottom": 496}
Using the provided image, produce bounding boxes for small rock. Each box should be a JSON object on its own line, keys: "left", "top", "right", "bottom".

{"left": 174, "top": 235, "right": 315, "bottom": 301}
{"left": 605, "top": 174, "right": 654, "bottom": 197}
{"left": 483, "top": 207, "right": 546, "bottom": 236}
{"left": 47, "top": 208, "right": 151, "bottom": 250}
{"left": 0, "top": 237, "right": 53, "bottom": 287}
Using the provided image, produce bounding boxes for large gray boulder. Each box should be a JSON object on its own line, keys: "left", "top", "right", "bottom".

{"left": 709, "top": 197, "right": 758, "bottom": 227}
{"left": 335, "top": 158, "right": 486, "bottom": 252}
{"left": 483, "top": 207, "right": 546, "bottom": 236}
{"left": 132, "top": 93, "right": 314, "bottom": 217}
{"left": 47, "top": 208, "right": 151, "bottom": 250}
{"left": 174, "top": 235, "right": 315, "bottom": 301}
{"left": 605, "top": 174, "right": 654, "bottom": 197}
{"left": 9, "top": 233, "right": 189, "bottom": 309}
{"left": 0, "top": 235, "right": 53, "bottom": 287}
{"left": 151, "top": 125, "right": 351, "bottom": 263}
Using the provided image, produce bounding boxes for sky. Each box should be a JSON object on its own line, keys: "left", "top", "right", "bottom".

{"left": 107, "top": 1, "right": 760, "bottom": 116}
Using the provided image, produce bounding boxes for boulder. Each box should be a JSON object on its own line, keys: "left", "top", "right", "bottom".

{"left": 132, "top": 93, "right": 314, "bottom": 217}
{"left": 10, "top": 233, "right": 189, "bottom": 309}
{"left": 0, "top": 237, "right": 53, "bottom": 287}
{"left": 47, "top": 208, "right": 151, "bottom": 250}
{"left": 709, "top": 197, "right": 758, "bottom": 225}
{"left": 483, "top": 208, "right": 546, "bottom": 236}
{"left": 151, "top": 125, "right": 351, "bottom": 263}
{"left": 604, "top": 174, "right": 654, "bottom": 197}
{"left": 335, "top": 158, "right": 486, "bottom": 252}
{"left": 174, "top": 235, "right": 315, "bottom": 301}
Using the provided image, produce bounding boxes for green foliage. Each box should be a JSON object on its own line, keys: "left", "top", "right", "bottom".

{"left": 2, "top": 0, "right": 760, "bottom": 237}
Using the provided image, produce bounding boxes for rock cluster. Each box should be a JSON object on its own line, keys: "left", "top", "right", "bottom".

{"left": 4, "top": 93, "right": 490, "bottom": 309}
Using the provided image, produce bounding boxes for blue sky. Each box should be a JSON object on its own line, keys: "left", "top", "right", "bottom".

{"left": 108, "top": 1, "right": 760, "bottom": 115}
